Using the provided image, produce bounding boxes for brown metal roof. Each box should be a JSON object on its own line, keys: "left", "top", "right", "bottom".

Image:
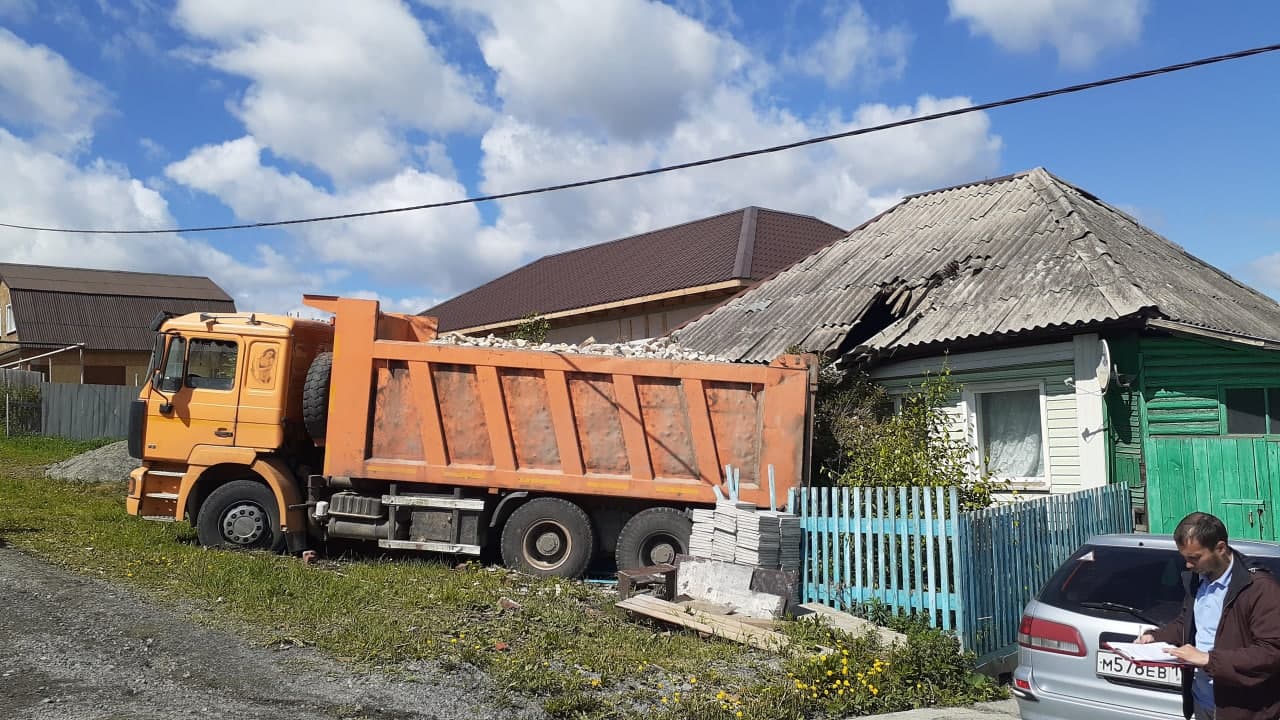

{"left": 0, "top": 263, "right": 236, "bottom": 352}
{"left": 0, "top": 263, "right": 233, "bottom": 301}
{"left": 674, "top": 168, "right": 1280, "bottom": 362}
{"left": 422, "top": 207, "right": 845, "bottom": 332}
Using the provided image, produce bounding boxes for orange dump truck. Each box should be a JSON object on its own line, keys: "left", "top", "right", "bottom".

{"left": 126, "top": 295, "right": 815, "bottom": 577}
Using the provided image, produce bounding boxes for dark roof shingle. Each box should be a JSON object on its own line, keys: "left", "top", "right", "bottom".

{"left": 674, "top": 168, "right": 1280, "bottom": 362}
{"left": 0, "top": 264, "right": 236, "bottom": 351}
{"left": 423, "top": 207, "right": 844, "bottom": 332}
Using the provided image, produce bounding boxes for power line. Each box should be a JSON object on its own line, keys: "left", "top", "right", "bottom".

{"left": 4, "top": 41, "right": 1279, "bottom": 236}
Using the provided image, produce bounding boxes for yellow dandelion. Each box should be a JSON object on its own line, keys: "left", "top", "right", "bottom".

{"left": 590, "top": 678, "right": 601, "bottom": 687}
{"left": 689, "top": 677, "right": 697, "bottom": 684}
{"left": 660, "top": 697, "right": 668, "bottom": 704}
{"left": 735, "top": 713, "right": 743, "bottom": 719}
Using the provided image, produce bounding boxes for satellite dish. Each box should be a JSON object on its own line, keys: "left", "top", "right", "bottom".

{"left": 1096, "top": 339, "right": 1112, "bottom": 392}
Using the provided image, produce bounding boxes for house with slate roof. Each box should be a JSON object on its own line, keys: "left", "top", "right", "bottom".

{"left": 0, "top": 263, "right": 236, "bottom": 385}
{"left": 423, "top": 207, "right": 845, "bottom": 344}
{"left": 675, "top": 168, "right": 1280, "bottom": 539}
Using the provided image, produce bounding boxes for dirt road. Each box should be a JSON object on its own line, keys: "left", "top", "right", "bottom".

{"left": 0, "top": 545, "right": 545, "bottom": 720}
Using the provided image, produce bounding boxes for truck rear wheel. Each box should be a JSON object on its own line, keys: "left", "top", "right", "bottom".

{"left": 615, "top": 506, "right": 691, "bottom": 571}
{"left": 500, "top": 498, "right": 594, "bottom": 578}
{"left": 196, "top": 480, "right": 286, "bottom": 552}
{"left": 302, "top": 352, "right": 332, "bottom": 442}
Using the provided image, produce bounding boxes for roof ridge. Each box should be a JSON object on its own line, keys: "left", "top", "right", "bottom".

{"left": 900, "top": 168, "right": 1040, "bottom": 201}
{"left": 1040, "top": 172, "right": 1280, "bottom": 312}
{"left": 0, "top": 262, "right": 217, "bottom": 282}
{"left": 424, "top": 209, "right": 753, "bottom": 315}
{"left": 1023, "top": 170, "right": 1150, "bottom": 319}
{"left": 536, "top": 206, "right": 750, "bottom": 262}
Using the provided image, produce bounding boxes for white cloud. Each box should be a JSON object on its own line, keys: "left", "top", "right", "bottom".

{"left": 172, "top": 0, "right": 491, "bottom": 184}
{"left": 796, "top": 3, "right": 910, "bottom": 87}
{"left": 438, "top": 0, "right": 749, "bottom": 139}
{"left": 165, "top": 136, "right": 519, "bottom": 296}
{"left": 478, "top": 89, "right": 1002, "bottom": 262}
{"left": 1246, "top": 252, "right": 1280, "bottom": 299}
{"left": 0, "top": 129, "right": 316, "bottom": 314}
{"left": 949, "top": 0, "right": 1148, "bottom": 67}
{"left": 0, "top": 28, "right": 108, "bottom": 151}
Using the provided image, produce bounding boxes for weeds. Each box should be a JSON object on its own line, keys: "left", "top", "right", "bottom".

{"left": 0, "top": 436, "right": 1004, "bottom": 719}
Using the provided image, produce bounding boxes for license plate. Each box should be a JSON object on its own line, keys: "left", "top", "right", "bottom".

{"left": 1096, "top": 651, "right": 1182, "bottom": 687}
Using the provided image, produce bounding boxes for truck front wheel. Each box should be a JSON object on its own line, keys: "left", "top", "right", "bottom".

{"left": 615, "top": 506, "right": 691, "bottom": 571}
{"left": 500, "top": 498, "right": 594, "bottom": 578}
{"left": 196, "top": 480, "right": 286, "bottom": 552}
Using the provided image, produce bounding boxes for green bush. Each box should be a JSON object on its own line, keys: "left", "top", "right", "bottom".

{"left": 0, "top": 384, "right": 41, "bottom": 436}
{"left": 780, "top": 624, "right": 1004, "bottom": 716}
{"left": 508, "top": 313, "right": 551, "bottom": 344}
{"left": 812, "top": 364, "right": 1002, "bottom": 511}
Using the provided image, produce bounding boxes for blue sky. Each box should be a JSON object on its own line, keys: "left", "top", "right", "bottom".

{"left": 0, "top": 1, "right": 1278, "bottom": 315}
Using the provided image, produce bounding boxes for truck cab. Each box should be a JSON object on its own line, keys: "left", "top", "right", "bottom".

{"left": 126, "top": 311, "right": 331, "bottom": 551}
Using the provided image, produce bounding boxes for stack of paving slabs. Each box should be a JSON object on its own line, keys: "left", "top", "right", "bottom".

{"left": 689, "top": 509, "right": 716, "bottom": 559}
{"left": 711, "top": 500, "right": 746, "bottom": 561}
{"left": 735, "top": 506, "right": 779, "bottom": 568}
{"left": 776, "top": 512, "right": 803, "bottom": 577}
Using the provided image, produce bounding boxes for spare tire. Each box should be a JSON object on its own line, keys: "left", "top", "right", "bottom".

{"left": 302, "top": 352, "right": 332, "bottom": 442}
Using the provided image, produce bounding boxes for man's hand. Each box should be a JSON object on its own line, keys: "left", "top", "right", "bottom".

{"left": 1134, "top": 632, "right": 1155, "bottom": 644}
{"left": 1165, "top": 644, "right": 1210, "bottom": 667}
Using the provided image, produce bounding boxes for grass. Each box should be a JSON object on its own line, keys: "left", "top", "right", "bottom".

{"left": 0, "top": 436, "right": 1003, "bottom": 719}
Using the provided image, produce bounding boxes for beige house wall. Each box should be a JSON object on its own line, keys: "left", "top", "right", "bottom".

{"left": 46, "top": 350, "right": 151, "bottom": 386}
{"left": 542, "top": 297, "right": 726, "bottom": 344}
{"left": 0, "top": 282, "right": 17, "bottom": 364}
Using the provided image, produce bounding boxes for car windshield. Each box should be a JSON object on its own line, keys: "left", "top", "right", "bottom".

{"left": 1040, "top": 544, "right": 1280, "bottom": 624}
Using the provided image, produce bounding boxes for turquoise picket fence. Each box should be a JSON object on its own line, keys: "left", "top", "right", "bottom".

{"left": 791, "top": 483, "right": 1133, "bottom": 661}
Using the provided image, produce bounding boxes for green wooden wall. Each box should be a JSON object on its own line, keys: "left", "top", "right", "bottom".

{"left": 1120, "top": 334, "right": 1280, "bottom": 539}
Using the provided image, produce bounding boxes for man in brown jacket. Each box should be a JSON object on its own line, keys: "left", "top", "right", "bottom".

{"left": 1137, "top": 512, "right": 1280, "bottom": 720}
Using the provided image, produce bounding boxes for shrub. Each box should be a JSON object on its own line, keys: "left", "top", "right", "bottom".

{"left": 812, "top": 363, "right": 1002, "bottom": 511}
{"left": 781, "top": 624, "right": 1004, "bottom": 716}
{"left": 508, "top": 313, "right": 551, "bottom": 344}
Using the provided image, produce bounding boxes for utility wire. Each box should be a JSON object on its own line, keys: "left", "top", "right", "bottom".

{"left": 4, "top": 42, "right": 1279, "bottom": 236}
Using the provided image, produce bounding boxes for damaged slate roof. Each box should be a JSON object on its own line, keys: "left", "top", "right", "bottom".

{"left": 0, "top": 263, "right": 235, "bottom": 351}
{"left": 673, "top": 168, "right": 1280, "bottom": 362}
{"left": 423, "top": 207, "right": 845, "bottom": 332}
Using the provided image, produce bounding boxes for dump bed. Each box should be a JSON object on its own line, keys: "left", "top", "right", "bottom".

{"left": 305, "top": 296, "right": 814, "bottom": 509}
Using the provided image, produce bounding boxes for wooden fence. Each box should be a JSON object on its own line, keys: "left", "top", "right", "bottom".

{"left": 792, "top": 483, "right": 1133, "bottom": 662}
{"left": 41, "top": 382, "right": 136, "bottom": 440}
{"left": 1, "top": 370, "right": 136, "bottom": 440}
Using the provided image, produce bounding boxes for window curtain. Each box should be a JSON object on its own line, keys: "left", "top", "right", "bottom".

{"left": 980, "top": 389, "right": 1044, "bottom": 478}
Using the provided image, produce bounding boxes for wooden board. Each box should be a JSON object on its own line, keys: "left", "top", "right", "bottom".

{"left": 617, "top": 595, "right": 789, "bottom": 652}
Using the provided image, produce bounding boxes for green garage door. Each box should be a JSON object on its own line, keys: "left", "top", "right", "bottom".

{"left": 1146, "top": 437, "right": 1277, "bottom": 541}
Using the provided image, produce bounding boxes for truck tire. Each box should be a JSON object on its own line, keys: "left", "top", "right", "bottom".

{"left": 501, "top": 497, "right": 594, "bottom": 578}
{"left": 302, "top": 352, "right": 332, "bottom": 442}
{"left": 615, "top": 506, "right": 691, "bottom": 571}
{"left": 195, "top": 480, "right": 287, "bottom": 552}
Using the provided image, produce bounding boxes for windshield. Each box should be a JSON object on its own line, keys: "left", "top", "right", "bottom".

{"left": 1040, "top": 544, "right": 1280, "bottom": 623}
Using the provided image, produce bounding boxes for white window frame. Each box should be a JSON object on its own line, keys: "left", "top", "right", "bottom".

{"left": 962, "top": 380, "right": 1052, "bottom": 491}
{"left": 3, "top": 303, "right": 12, "bottom": 335}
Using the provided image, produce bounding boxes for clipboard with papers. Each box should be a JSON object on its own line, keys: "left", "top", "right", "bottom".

{"left": 1102, "top": 641, "right": 1194, "bottom": 667}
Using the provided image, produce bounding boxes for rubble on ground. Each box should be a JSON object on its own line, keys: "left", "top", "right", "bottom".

{"left": 430, "top": 333, "right": 732, "bottom": 363}
{"left": 44, "top": 440, "right": 140, "bottom": 483}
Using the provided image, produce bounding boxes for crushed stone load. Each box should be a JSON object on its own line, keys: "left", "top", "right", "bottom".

{"left": 44, "top": 440, "right": 140, "bottom": 483}
{"left": 430, "top": 333, "right": 732, "bottom": 363}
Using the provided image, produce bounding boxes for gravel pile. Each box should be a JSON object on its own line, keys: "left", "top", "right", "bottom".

{"left": 432, "top": 333, "right": 732, "bottom": 363}
{"left": 44, "top": 440, "right": 140, "bottom": 483}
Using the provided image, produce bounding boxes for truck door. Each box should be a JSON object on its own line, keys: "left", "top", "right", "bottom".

{"left": 144, "top": 334, "right": 243, "bottom": 462}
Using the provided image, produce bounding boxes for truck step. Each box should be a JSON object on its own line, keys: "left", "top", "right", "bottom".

{"left": 381, "top": 495, "right": 485, "bottom": 511}
{"left": 145, "top": 470, "right": 185, "bottom": 478}
{"left": 378, "top": 539, "right": 482, "bottom": 555}
{"left": 145, "top": 492, "right": 179, "bottom": 500}
{"left": 141, "top": 515, "right": 177, "bottom": 523}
